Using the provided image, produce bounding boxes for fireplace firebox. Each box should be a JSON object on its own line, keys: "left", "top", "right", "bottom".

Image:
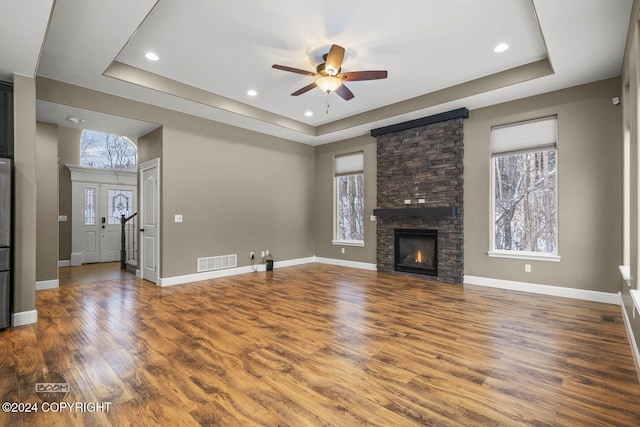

{"left": 394, "top": 229, "right": 437, "bottom": 276}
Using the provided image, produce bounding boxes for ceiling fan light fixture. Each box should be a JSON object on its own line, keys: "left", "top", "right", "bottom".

{"left": 316, "top": 76, "right": 342, "bottom": 93}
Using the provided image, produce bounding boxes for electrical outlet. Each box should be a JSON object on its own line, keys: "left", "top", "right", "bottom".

{"left": 265, "top": 250, "right": 270, "bottom": 255}
{"left": 250, "top": 252, "right": 254, "bottom": 260}
{"left": 261, "top": 251, "right": 265, "bottom": 258}
{"left": 525, "top": 264, "right": 532, "bottom": 273}
{"left": 341, "top": 248, "right": 345, "bottom": 254}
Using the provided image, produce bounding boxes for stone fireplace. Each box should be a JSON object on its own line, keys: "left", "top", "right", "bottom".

{"left": 372, "top": 109, "right": 466, "bottom": 284}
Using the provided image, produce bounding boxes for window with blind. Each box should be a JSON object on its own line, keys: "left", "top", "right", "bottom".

{"left": 333, "top": 152, "right": 364, "bottom": 245}
{"left": 491, "top": 116, "right": 559, "bottom": 259}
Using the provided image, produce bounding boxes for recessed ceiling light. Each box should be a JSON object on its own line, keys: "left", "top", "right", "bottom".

{"left": 304, "top": 111, "right": 313, "bottom": 117}
{"left": 145, "top": 52, "right": 160, "bottom": 61}
{"left": 494, "top": 43, "right": 509, "bottom": 53}
{"left": 247, "top": 89, "right": 258, "bottom": 97}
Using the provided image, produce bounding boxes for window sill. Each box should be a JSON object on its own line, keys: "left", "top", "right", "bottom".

{"left": 619, "top": 265, "right": 631, "bottom": 286}
{"left": 487, "top": 250, "right": 561, "bottom": 262}
{"left": 332, "top": 240, "right": 365, "bottom": 247}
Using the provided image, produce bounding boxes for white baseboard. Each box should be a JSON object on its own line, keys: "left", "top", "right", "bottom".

{"left": 314, "top": 256, "right": 377, "bottom": 271}
{"left": 620, "top": 298, "right": 640, "bottom": 383}
{"left": 36, "top": 279, "right": 59, "bottom": 291}
{"left": 463, "top": 275, "right": 621, "bottom": 305}
{"left": 157, "top": 257, "right": 317, "bottom": 287}
{"left": 58, "top": 260, "right": 71, "bottom": 268}
{"left": 12, "top": 310, "right": 37, "bottom": 326}
{"left": 70, "top": 253, "right": 82, "bottom": 266}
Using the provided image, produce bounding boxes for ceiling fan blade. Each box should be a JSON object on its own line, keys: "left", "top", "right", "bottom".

{"left": 291, "top": 82, "right": 318, "bottom": 96}
{"left": 272, "top": 64, "right": 316, "bottom": 76}
{"left": 325, "top": 44, "right": 345, "bottom": 75}
{"left": 341, "top": 70, "right": 388, "bottom": 81}
{"left": 335, "top": 84, "right": 354, "bottom": 101}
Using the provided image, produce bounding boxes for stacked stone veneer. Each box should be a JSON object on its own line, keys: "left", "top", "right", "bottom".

{"left": 376, "top": 117, "right": 464, "bottom": 283}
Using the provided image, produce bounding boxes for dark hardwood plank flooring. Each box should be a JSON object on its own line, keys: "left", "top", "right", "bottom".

{"left": 1, "top": 264, "right": 639, "bottom": 426}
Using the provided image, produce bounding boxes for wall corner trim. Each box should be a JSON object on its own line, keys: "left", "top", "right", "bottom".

{"left": 11, "top": 310, "right": 37, "bottom": 326}
{"left": 463, "top": 275, "right": 621, "bottom": 305}
{"left": 620, "top": 298, "right": 640, "bottom": 383}
{"left": 36, "top": 279, "right": 59, "bottom": 291}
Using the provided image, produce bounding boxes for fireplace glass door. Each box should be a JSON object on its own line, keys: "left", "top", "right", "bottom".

{"left": 394, "top": 229, "right": 437, "bottom": 276}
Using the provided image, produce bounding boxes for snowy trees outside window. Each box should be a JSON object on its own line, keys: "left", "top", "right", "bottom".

{"left": 494, "top": 149, "right": 557, "bottom": 253}
{"left": 491, "top": 116, "right": 558, "bottom": 255}
{"left": 337, "top": 173, "right": 364, "bottom": 241}
{"left": 81, "top": 130, "right": 137, "bottom": 170}
{"left": 334, "top": 152, "right": 364, "bottom": 244}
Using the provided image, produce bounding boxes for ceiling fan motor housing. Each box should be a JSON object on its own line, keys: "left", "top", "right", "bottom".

{"left": 316, "top": 62, "right": 341, "bottom": 76}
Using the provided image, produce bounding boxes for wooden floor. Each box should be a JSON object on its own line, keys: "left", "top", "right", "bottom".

{"left": 58, "top": 262, "right": 134, "bottom": 286}
{"left": 1, "top": 264, "right": 640, "bottom": 426}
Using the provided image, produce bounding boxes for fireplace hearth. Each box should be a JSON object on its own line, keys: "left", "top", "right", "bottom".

{"left": 394, "top": 229, "right": 437, "bottom": 276}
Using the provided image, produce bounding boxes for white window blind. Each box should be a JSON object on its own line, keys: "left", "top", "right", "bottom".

{"left": 335, "top": 152, "right": 364, "bottom": 175}
{"left": 491, "top": 116, "right": 557, "bottom": 155}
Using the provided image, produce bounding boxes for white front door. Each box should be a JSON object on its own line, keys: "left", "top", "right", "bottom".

{"left": 80, "top": 183, "right": 136, "bottom": 264}
{"left": 140, "top": 159, "right": 160, "bottom": 283}
{"left": 100, "top": 186, "right": 136, "bottom": 263}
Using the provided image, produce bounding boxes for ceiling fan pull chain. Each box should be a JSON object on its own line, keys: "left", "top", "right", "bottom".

{"left": 326, "top": 94, "right": 330, "bottom": 114}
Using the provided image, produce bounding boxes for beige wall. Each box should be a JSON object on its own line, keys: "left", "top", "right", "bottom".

{"left": 138, "top": 126, "right": 162, "bottom": 164}
{"left": 36, "top": 122, "right": 58, "bottom": 282}
{"left": 160, "top": 119, "right": 314, "bottom": 277}
{"left": 464, "top": 77, "right": 623, "bottom": 292}
{"left": 621, "top": 0, "right": 640, "bottom": 365}
{"left": 57, "top": 126, "right": 81, "bottom": 262}
{"left": 13, "top": 75, "right": 37, "bottom": 316}
{"left": 314, "top": 135, "right": 377, "bottom": 264}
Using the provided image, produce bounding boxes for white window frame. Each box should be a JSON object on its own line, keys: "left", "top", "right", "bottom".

{"left": 332, "top": 152, "right": 365, "bottom": 247}
{"left": 488, "top": 116, "right": 561, "bottom": 262}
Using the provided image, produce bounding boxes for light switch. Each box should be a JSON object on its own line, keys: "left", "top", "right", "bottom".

{"left": 175, "top": 214, "right": 183, "bottom": 223}
{"left": 58, "top": 215, "right": 67, "bottom": 222}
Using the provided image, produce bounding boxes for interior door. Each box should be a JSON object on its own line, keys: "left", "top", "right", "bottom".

{"left": 140, "top": 160, "right": 159, "bottom": 283}
{"left": 100, "top": 186, "right": 136, "bottom": 263}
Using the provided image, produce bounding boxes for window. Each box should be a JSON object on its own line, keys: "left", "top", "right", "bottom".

{"left": 84, "top": 187, "right": 96, "bottom": 225}
{"left": 107, "top": 189, "right": 134, "bottom": 224}
{"left": 81, "top": 130, "right": 137, "bottom": 170}
{"left": 490, "top": 116, "right": 559, "bottom": 260}
{"left": 333, "top": 152, "right": 364, "bottom": 246}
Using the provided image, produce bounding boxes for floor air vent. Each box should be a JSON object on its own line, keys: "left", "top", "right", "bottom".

{"left": 197, "top": 254, "right": 237, "bottom": 272}
{"left": 600, "top": 314, "right": 617, "bottom": 323}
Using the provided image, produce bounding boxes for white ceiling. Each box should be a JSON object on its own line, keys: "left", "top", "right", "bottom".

{"left": 1, "top": 0, "right": 633, "bottom": 145}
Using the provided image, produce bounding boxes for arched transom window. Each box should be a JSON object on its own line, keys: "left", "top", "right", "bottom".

{"left": 80, "top": 130, "right": 137, "bottom": 170}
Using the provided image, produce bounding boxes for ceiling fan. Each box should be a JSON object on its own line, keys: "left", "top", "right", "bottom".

{"left": 272, "top": 44, "right": 388, "bottom": 101}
